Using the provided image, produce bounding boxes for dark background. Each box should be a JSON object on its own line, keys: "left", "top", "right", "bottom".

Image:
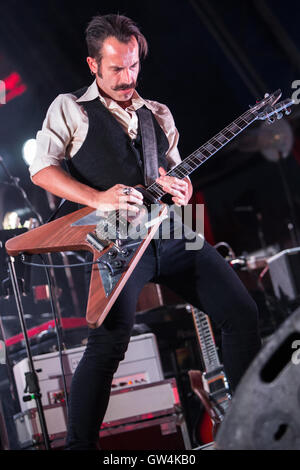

{"left": 0, "top": 0, "right": 300, "bottom": 254}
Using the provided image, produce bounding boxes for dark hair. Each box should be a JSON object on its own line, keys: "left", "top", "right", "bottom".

{"left": 85, "top": 14, "right": 148, "bottom": 64}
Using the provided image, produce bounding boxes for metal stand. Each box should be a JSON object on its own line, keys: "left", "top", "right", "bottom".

{"left": 7, "top": 256, "right": 51, "bottom": 450}
{"left": 277, "top": 152, "right": 300, "bottom": 246}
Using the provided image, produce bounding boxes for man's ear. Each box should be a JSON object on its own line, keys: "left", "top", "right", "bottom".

{"left": 86, "top": 56, "right": 98, "bottom": 75}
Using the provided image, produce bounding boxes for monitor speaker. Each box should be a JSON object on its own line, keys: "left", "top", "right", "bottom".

{"left": 215, "top": 307, "right": 300, "bottom": 450}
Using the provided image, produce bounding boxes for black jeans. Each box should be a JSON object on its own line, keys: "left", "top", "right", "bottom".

{"left": 66, "top": 236, "right": 261, "bottom": 450}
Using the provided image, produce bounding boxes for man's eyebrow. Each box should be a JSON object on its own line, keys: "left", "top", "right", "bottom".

{"left": 109, "top": 61, "right": 139, "bottom": 70}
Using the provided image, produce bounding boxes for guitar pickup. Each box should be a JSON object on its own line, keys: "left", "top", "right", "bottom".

{"left": 86, "top": 232, "right": 110, "bottom": 252}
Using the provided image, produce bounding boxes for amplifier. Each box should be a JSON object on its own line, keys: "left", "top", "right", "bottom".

{"left": 102, "top": 378, "right": 179, "bottom": 425}
{"left": 268, "top": 247, "right": 300, "bottom": 301}
{"left": 13, "top": 333, "right": 164, "bottom": 412}
{"left": 13, "top": 379, "right": 191, "bottom": 450}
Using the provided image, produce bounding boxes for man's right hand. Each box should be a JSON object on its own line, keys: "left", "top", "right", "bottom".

{"left": 95, "top": 184, "right": 144, "bottom": 213}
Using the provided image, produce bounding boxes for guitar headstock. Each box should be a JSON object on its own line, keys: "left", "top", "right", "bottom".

{"left": 257, "top": 98, "right": 295, "bottom": 124}
{"left": 250, "top": 89, "right": 282, "bottom": 113}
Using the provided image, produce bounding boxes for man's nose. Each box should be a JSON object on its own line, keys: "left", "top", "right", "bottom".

{"left": 121, "top": 67, "right": 133, "bottom": 83}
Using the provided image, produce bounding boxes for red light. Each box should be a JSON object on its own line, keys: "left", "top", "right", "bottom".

{"left": 172, "top": 386, "right": 180, "bottom": 404}
{"left": 33, "top": 285, "right": 50, "bottom": 301}
{"left": 0, "top": 72, "right": 27, "bottom": 105}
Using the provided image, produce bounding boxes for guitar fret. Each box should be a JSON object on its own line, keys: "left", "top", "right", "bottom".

{"left": 227, "top": 122, "right": 241, "bottom": 133}
{"left": 237, "top": 115, "right": 250, "bottom": 125}
{"left": 200, "top": 329, "right": 212, "bottom": 337}
{"left": 181, "top": 160, "right": 196, "bottom": 172}
{"left": 200, "top": 336, "right": 215, "bottom": 346}
{"left": 193, "top": 154, "right": 207, "bottom": 164}
{"left": 188, "top": 158, "right": 200, "bottom": 167}
{"left": 202, "top": 336, "right": 214, "bottom": 344}
{"left": 223, "top": 129, "right": 234, "bottom": 139}
{"left": 215, "top": 133, "right": 228, "bottom": 145}
{"left": 172, "top": 167, "right": 187, "bottom": 178}
{"left": 149, "top": 185, "right": 164, "bottom": 198}
{"left": 209, "top": 138, "right": 222, "bottom": 149}
{"left": 201, "top": 148, "right": 211, "bottom": 158}
{"left": 204, "top": 143, "right": 216, "bottom": 153}
{"left": 243, "top": 112, "right": 255, "bottom": 123}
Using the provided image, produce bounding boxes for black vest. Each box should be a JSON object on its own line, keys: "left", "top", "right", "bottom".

{"left": 66, "top": 86, "right": 170, "bottom": 191}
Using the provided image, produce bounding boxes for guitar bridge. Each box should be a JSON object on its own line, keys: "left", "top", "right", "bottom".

{"left": 96, "top": 239, "right": 141, "bottom": 297}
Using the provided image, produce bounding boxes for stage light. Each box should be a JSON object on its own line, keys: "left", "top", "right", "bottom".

{"left": 22, "top": 139, "right": 36, "bottom": 166}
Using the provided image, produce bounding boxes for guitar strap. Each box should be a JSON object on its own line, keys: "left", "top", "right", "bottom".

{"left": 136, "top": 106, "right": 159, "bottom": 186}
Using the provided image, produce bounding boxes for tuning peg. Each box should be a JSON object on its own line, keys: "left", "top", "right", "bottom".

{"left": 267, "top": 116, "right": 275, "bottom": 124}
{"left": 276, "top": 112, "right": 283, "bottom": 119}
{"left": 285, "top": 108, "right": 291, "bottom": 115}
{"left": 264, "top": 93, "right": 270, "bottom": 98}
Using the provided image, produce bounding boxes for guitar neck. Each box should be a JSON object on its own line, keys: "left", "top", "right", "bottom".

{"left": 191, "top": 307, "right": 220, "bottom": 374}
{"left": 146, "top": 107, "right": 258, "bottom": 201}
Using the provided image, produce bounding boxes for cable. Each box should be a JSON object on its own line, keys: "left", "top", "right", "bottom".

{"left": 20, "top": 254, "right": 103, "bottom": 269}
{"left": 20, "top": 253, "right": 115, "bottom": 276}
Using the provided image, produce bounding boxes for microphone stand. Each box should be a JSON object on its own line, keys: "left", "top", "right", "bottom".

{"left": 0, "top": 155, "right": 68, "bottom": 448}
{"left": 7, "top": 256, "right": 51, "bottom": 449}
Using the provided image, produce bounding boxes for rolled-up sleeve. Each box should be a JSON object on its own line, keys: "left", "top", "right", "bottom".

{"left": 29, "top": 94, "right": 76, "bottom": 178}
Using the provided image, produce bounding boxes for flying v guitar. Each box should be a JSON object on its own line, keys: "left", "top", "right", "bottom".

{"left": 5, "top": 90, "right": 294, "bottom": 328}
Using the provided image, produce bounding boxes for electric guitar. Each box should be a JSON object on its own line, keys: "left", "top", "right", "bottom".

{"left": 188, "top": 306, "right": 231, "bottom": 437}
{"left": 5, "top": 90, "right": 294, "bottom": 328}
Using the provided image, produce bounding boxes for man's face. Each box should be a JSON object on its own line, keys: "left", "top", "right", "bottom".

{"left": 87, "top": 35, "right": 140, "bottom": 102}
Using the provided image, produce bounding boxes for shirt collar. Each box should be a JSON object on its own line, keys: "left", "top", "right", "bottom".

{"left": 76, "top": 79, "right": 153, "bottom": 113}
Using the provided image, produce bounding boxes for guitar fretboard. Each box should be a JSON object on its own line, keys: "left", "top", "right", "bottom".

{"left": 146, "top": 108, "right": 258, "bottom": 201}
{"left": 192, "top": 308, "right": 220, "bottom": 373}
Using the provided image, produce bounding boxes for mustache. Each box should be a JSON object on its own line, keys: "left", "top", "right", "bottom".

{"left": 112, "top": 81, "right": 137, "bottom": 91}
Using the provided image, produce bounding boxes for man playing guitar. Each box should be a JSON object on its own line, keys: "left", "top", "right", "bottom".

{"left": 29, "top": 14, "right": 261, "bottom": 450}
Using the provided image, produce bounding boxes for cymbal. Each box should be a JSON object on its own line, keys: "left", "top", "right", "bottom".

{"left": 236, "top": 118, "right": 294, "bottom": 162}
